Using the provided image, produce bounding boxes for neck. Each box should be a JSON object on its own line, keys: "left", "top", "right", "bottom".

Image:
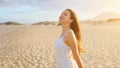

{"left": 61, "top": 24, "right": 71, "bottom": 33}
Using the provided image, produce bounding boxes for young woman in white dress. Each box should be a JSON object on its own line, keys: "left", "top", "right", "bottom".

{"left": 54, "top": 9, "right": 83, "bottom": 68}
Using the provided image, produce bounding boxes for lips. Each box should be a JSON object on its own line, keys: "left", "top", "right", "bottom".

{"left": 60, "top": 17, "right": 64, "bottom": 20}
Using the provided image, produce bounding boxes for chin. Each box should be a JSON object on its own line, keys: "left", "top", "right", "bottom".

{"left": 59, "top": 19, "right": 66, "bottom": 24}
{"left": 59, "top": 20, "right": 64, "bottom": 22}
{"left": 59, "top": 22, "right": 64, "bottom": 25}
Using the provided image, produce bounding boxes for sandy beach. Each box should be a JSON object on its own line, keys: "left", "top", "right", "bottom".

{"left": 0, "top": 23, "right": 120, "bottom": 68}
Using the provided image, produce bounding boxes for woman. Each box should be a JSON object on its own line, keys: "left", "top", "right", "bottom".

{"left": 54, "top": 9, "right": 83, "bottom": 68}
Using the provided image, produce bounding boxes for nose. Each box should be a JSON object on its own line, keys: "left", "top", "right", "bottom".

{"left": 60, "top": 14, "right": 64, "bottom": 18}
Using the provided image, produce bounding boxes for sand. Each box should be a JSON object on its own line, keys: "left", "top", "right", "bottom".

{"left": 0, "top": 23, "right": 120, "bottom": 68}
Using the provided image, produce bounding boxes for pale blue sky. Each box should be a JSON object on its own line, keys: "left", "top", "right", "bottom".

{"left": 0, "top": 0, "right": 120, "bottom": 23}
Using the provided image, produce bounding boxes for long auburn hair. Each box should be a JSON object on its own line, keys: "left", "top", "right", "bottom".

{"left": 66, "top": 9, "right": 83, "bottom": 55}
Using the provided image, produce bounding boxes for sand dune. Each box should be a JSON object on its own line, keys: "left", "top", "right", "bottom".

{"left": 0, "top": 23, "right": 120, "bottom": 68}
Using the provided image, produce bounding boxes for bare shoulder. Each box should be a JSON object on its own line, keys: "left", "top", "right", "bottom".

{"left": 66, "top": 30, "right": 75, "bottom": 39}
{"left": 63, "top": 30, "right": 77, "bottom": 46}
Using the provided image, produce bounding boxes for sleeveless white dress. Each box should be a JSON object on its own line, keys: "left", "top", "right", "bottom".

{"left": 54, "top": 30, "right": 78, "bottom": 68}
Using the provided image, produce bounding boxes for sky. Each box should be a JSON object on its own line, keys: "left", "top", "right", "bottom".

{"left": 0, "top": 0, "right": 120, "bottom": 24}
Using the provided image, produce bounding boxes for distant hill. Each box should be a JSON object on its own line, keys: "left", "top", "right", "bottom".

{"left": 0, "top": 21, "right": 22, "bottom": 25}
{"left": 75, "top": 12, "right": 120, "bottom": 25}
{"left": 91, "top": 12, "right": 120, "bottom": 21}
{"left": 107, "top": 18, "right": 120, "bottom": 22}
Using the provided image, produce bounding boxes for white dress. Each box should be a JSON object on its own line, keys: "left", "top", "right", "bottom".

{"left": 54, "top": 30, "right": 78, "bottom": 68}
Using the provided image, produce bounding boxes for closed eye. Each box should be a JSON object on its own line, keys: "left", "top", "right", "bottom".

{"left": 64, "top": 13, "right": 68, "bottom": 16}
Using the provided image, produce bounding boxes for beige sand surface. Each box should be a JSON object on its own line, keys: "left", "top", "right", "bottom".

{"left": 0, "top": 23, "right": 120, "bottom": 68}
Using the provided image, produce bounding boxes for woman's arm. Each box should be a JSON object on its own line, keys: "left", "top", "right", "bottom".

{"left": 65, "top": 31, "right": 83, "bottom": 68}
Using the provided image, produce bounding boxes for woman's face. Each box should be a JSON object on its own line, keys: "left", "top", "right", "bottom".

{"left": 59, "top": 10, "right": 73, "bottom": 24}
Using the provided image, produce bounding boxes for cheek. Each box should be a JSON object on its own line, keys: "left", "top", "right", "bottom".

{"left": 66, "top": 17, "right": 72, "bottom": 22}
{"left": 67, "top": 15, "right": 71, "bottom": 19}
{"left": 64, "top": 16, "right": 70, "bottom": 20}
